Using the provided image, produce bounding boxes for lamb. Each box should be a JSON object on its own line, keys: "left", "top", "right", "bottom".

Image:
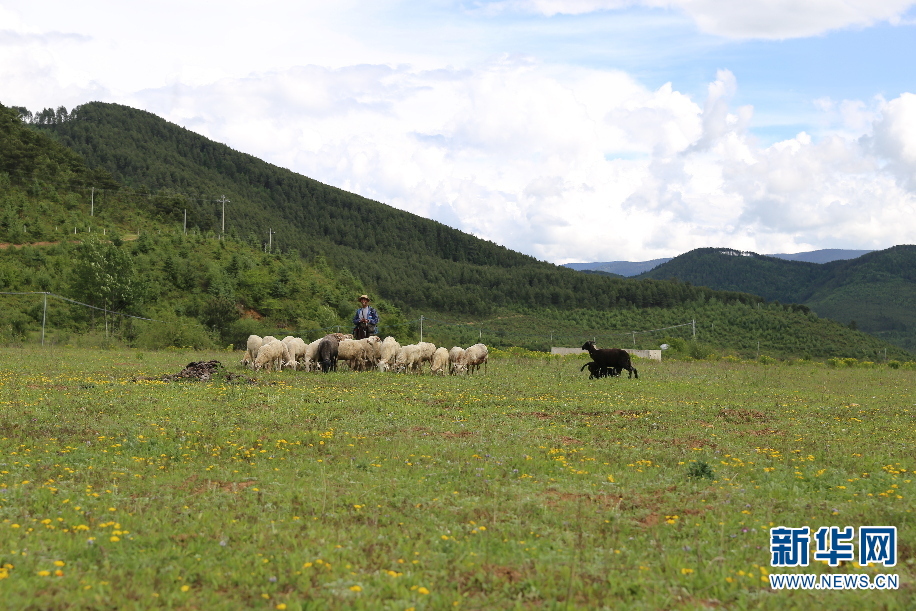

{"left": 241, "top": 334, "right": 262, "bottom": 368}
{"left": 377, "top": 336, "right": 401, "bottom": 372}
{"left": 464, "top": 343, "right": 489, "bottom": 374}
{"left": 580, "top": 361, "right": 617, "bottom": 379}
{"left": 448, "top": 346, "right": 466, "bottom": 375}
{"left": 338, "top": 336, "right": 381, "bottom": 371}
{"left": 430, "top": 346, "right": 450, "bottom": 375}
{"left": 317, "top": 334, "right": 340, "bottom": 373}
{"left": 581, "top": 341, "right": 638, "bottom": 379}
{"left": 254, "top": 339, "right": 286, "bottom": 371}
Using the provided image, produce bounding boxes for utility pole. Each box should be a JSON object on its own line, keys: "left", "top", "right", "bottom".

{"left": 268, "top": 228, "right": 276, "bottom": 252}
{"left": 218, "top": 195, "right": 230, "bottom": 238}
{"left": 41, "top": 293, "right": 47, "bottom": 347}
{"left": 90, "top": 187, "right": 95, "bottom": 217}
{"left": 184, "top": 209, "right": 187, "bottom": 234}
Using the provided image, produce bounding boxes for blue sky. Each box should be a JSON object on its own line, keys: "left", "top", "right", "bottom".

{"left": 2, "top": 1, "right": 916, "bottom": 262}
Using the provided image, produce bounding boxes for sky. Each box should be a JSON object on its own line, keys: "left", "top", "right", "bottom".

{"left": 2, "top": 1, "right": 916, "bottom": 263}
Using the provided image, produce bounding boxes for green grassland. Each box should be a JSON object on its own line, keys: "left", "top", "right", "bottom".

{"left": 0, "top": 348, "right": 914, "bottom": 609}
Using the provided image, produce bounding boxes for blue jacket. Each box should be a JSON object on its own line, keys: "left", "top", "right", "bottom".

{"left": 353, "top": 306, "right": 379, "bottom": 327}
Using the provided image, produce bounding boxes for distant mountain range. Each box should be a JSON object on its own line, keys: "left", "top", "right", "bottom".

{"left": 564, "top": 249, "right": 874, "bottom": 276}
{"left": 623, "top": 247, "right": 915, "bottom": 352}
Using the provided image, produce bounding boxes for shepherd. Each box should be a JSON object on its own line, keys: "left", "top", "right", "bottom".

{"left": 352, "top": 294, "right": 379, "bottom": 340}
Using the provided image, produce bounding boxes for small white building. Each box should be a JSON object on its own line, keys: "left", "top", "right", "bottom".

{"left": 551, "top": 347, "right": 662, "bottom": 361}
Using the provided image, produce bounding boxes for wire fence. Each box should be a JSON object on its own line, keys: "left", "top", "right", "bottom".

{"left": 0, "top": 291, "right": 697, "bottom": 349}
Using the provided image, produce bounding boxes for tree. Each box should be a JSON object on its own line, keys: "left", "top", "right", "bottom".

{"left": 70, "top": 236, "right": 139, "bottom": 333}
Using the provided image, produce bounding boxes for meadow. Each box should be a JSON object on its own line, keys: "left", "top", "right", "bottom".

{"left": 0, "top": 347, "right": 913, "bottom": 610}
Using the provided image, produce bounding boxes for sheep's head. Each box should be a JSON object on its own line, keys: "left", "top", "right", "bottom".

{"left": 581, "top": 341, "right": 596, "bottom": 351}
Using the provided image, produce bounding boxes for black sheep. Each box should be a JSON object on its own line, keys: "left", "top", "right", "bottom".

{"left": 317, "top": 334, "right": 339, "bottom": 373}
{"left": 580, "top": 361, "right": 619, "bottom": 379}
{"left": 581, "top": 341, "right": 638, "bottom": 379}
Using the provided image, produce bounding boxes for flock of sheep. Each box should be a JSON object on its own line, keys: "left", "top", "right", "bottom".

{"left": 240, "top": 333, "right": 489, "bottom": 375}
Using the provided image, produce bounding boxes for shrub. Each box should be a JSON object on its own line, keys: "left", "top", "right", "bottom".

{"left": 133, "top": 315, "right": 215, "bottom": 350}
{"left": 224, "top": 317, "right": 274, "bottom": 350}
{"left": 686, "top": 461, "right": 715, "bottom": 480}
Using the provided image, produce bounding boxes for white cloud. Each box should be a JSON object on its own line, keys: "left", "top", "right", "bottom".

{"left": 626, "top": 80, "right": 916, "bottom": 258}
{"left": 871, "top": 92, "right": 916, "bottom": 186}
{"left": 490, "top": 0, "right": 916, "bottom": 39}
{"left": 130, "top": 58, "right": 712, "bottom": 262}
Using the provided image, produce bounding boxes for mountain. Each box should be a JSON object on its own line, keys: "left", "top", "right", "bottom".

{"left": 767, "top": 249, "right": 873, "bottom": 264}
{"left": 564, "top": 258, "right": 671, "bottom": 276}
{"left": 564, "top": 249, "right": 873, "bottom": 277}
{"left": 637, "top": 247, "right": 916, "bottom": 351}
{"left": 3, "top": 101, "right": 910, "bottom": 360}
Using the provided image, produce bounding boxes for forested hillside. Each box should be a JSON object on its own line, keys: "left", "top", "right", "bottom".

{"left": 638, "top": 247, "right": 916, "bottom": 351}
{"left": 2, "top": 101, "right": 911, "bottom": 360}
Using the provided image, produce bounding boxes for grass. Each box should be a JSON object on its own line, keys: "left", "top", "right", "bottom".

{"left": 0, "top": 347, "right": 913, "bottom": 609}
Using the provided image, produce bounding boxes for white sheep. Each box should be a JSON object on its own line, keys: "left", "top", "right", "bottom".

{"left": 464, "top": 343, "right": 489, "bottom": 374}
{"left": 241, "top": 334, "right": 262, "bottom": 368}
{"left": 415, "top": 342, "right": 437, "bottom": 373}
{"left": 430, "top": 346, "right": 449, "bottom": 375}
{"left": 377, "top": 336, "right": 401, "bottom": 372}
{"left": 394, "top": 344, "right": 423, "bottom": 373}
{"left": 254, "top": 339, "right": 286, "bottom": 371}
{"left": 282, "top": 336, "right": 308, "bottom": 370}
{"left": 338, "top": 336, "right": 381, "bottom": 371}
{"left": 448, "top": 346, "right": 466, "bottom": 375}
{"left": 302, "top": 338, "right": 323, "bottom": 372}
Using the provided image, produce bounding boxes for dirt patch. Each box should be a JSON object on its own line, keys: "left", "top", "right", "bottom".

{"left": 0, "top": 241, "right": 64, "bottom": 249}
{"left": 441, "top": 430, "right": 474, "bottom": 439}
{"left": 666, "top": 436, "right": 717, "bottom": 449}
{"left": 239, "top": 308, "right": 264, "bottom": 320}
{"left": 640, "top": 513, "right": 661, "bottom": 527}
{"left": 175, "top": 474, "right": 259, "bottom": 494}
{"left": 612, "top": 410, "right": 645, "bottom": 418}
{"left": 744, "top": 428, "right": 784, "bottom": 437}
{"left": 404, "top": 426, "right": 474, "bottom": 439}
{"left": 543, "top": 490, "right": 623, "bottom": 508}
{"left": 717, "top": 408, "right": 767, "bottom": 423}
{"left": 484, "top": 564, "right": 523, "bottom": 583}
{"left": 508, "top": 411, "right": 552, "bottom": 419}
{"left": 559, "top": 436, "right": 582, "bottom": 446}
